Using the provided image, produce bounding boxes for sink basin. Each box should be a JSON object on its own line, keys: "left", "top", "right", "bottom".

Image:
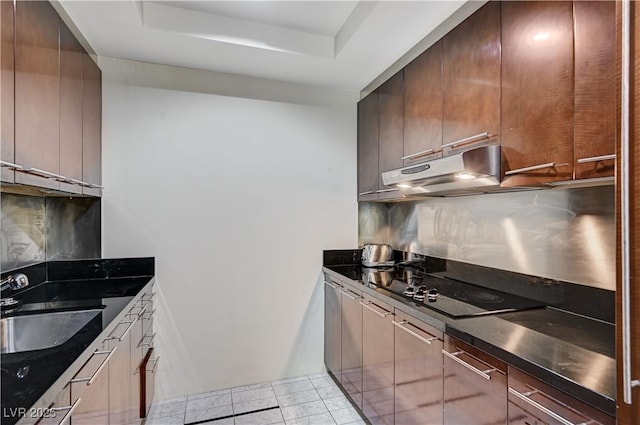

{"left": 1, "top": 309, "right": 101, "bottom": 354}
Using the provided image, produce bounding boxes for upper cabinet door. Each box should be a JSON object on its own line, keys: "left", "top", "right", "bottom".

{"left": 1, "top": 0, "right": 15, "bottom": 183}
{"left": 59, "top": 20, "right": 83, "bottom": 195}
{"left": 573, "top": 0, "right": 616, "bottom": 180}
{"left": 82, "top": 53, "right": 102, "bottom": 196}
{"left": 378, "top": 70, "right": 404, "bottom": 200}
{"left": 403, "top": 41, "right": 443, "bottom": 166}
{"left": 442, "top": 1, "right": 501, "bottom": 152}
{"left": 15, "top": 0, "right": 60, "bottom": 190}
{"left": 358, "top": 91, "right": 379, "bottom": 201}
{"left": 501, "top": 1, "right": 574, "bottom": 187}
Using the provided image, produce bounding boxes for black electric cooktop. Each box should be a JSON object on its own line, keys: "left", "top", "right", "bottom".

{"left": 362, "top": 267, "right": 546, "bottom": 318}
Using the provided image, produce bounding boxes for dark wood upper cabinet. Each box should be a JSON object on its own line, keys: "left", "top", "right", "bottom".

{"left": 358, "top": 91, "right": 379, "bottom": 201}
{"left": 378, "top": 70, "right": 403, "bottom": 200}
{"left": 82, "top": 52, "right": 102, "bottom": 196}
{"left": 500, "top": 1, "right": 574, "bottom": 187}
{"left": 443, "top": 1, "right": 501, "bottom": 150}
{"left": 403, "top": 41, "right": 443, "bottom": 166}
{"left": 14, "top": 0, "right": 60, "bottom": 190}
{"left": 59, "top": 20, "right": 84, "bottom": 195}
{"left": 573, "top": 0, "right": 616, "bottom": 180}
{"left": 1, "top": 0, "right": 14, "bottom": 183}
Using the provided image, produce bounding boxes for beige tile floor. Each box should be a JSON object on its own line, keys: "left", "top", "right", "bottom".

{"left": 144, "top": 374, "right": 366, "bottom": 425}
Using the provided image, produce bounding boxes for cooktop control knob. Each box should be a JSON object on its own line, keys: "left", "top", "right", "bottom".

{"left": 427, "top": 288, "right": 438, "bottom": 302}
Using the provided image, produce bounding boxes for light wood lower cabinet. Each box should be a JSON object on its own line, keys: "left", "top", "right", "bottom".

{"left": 340, "top": 286, "right": 363, "bottom": 409}
{"left": 361, "top": 295, "right": 395, "bottom": 425}
{"left": 324, "top": 278, "right": 342, "bottom": 382}
{"left": 393, "top": 310, "right": 443, "bottom": 425}
{"left": 70, "top": 342, "right": 112, "bottom": 425}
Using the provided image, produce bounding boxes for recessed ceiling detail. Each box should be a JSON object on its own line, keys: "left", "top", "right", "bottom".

{"left": 142, "top": 1, "right": 355, "bottom": 58}
{"left": 58, "top": 0, "right": 468, "bottom": 90}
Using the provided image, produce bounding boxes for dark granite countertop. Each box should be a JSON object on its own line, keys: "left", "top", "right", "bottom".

{"left": 1, "top": 258, "right": 154, "bottom": 425}
{"left": 323, "top": 263, "right": 616, "bottom": 418}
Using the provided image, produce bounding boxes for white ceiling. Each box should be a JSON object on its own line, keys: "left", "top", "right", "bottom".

{"left": 58, "top": 0, "right": 466, "bottom": 91}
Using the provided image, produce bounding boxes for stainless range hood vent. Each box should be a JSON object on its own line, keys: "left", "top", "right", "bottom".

{"left": 381, "top": 145, "right": 502, "bottom": 196}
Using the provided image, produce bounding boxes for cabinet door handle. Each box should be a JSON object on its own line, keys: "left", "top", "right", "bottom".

{"left": 148, "top": 356, "right": 160, "bottom": 372}
{"left": 137, "top": 302, "right": 150, "bottom": 318}
{"left": 0, "top": 161, "right": 23, "bottom": 170}
{"left": 442, "top": 349, "right": 496, "bottom": 380}
{"left": 340, "top": 289, "right": 361, "bottom": 301}
{"left": 24, "top": 167, "right": 66, "bottom": 180}
{"left": 88, "top": 183, "right": 105, "bottom": 189}
{"left": 508, "top": 387, "right": 583, "bottom": 425}
{"left": 324, "top": 281, "right": 340, "bottom": 290}
{"left": 577, "top": 154, "right": 616, "bottom": 164}
{"left": 70, "top": 346, "right": 117, "bottom": 385}
{"left": 50, "top": 397, "right": 82, "bottom": 425}
{"left": 621, "top": 0, "right": 640, "bottom": 405}
{"left": 504, "top": 162, "right": 567, "bottom": 176}
{"left": 402, "top": 148, "right": 435, "bottom": 161}
{"left": 359, "top": 301, "right": 393, "bottom": 318}
{"left": 67, "top": 178, "right": 91, "bottom": 187}
{"left": 107, "top": 319, "right": 136, "bottom": 341}
{"left": 392, "top": 320, "right": 438, "bottom": 345}
{"left": 358, "top": 190, "right": 375, "bottom": 196}
{"left": 441, "top": 132, "right": 491, "bottom": 149}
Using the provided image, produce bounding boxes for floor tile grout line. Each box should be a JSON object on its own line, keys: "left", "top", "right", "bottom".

{"left": 184, "top": 405, "right": 281, "bottom": 425}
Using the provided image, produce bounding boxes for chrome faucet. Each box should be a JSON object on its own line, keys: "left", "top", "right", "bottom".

{"left": 0, "top": 273, "right": 29, "bottom": 311}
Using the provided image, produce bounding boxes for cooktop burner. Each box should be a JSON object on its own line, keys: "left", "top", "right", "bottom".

{"left": 377, "top": 268, "right": 546, "bottom": 318}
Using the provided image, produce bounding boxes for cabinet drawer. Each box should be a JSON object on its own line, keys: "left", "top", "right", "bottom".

{"left": 33, "top": 385, "right": 72, "bottom": 425}
{"left": 443, "top": 336, "right": 507, "bottom": 425}
{"left": 508, "top": 367, "right": 614, "bottom": 425}
{"left": 69, "top": 341, "right": 113, "bottom": 401}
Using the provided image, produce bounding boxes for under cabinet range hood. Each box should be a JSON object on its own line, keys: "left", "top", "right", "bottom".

{"left": 381, "top": 145, "right": 502, "bottom": 196}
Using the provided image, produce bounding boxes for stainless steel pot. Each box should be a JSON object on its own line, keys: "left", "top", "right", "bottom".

{"left": 361, "top": 244, "right": 394, "bottom": 267}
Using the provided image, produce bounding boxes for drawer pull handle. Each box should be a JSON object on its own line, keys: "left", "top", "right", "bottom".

{"left": 393, "top": 320, "right": 438, "bottom": 345}
{"left": 402, "top": 148, "right": 435, "bottom": 161}
{"left": 441, "top": 132, "right": 491, "bottom": 149}
{"left": 376, "top": 188, "right": 398, "bottom": 194}
{"left": 340, "top": 289, "right": 361, "bottom": 301}
{"left": 504, "top": 162, "right": 568, "bottom": 176}
{"left": 508, "top": 387, "right": 582, "bottom": 425}
{"left": 50, "top": 397, "right": 82, "bottom": 425}
{"left": 359, "top": 301, "right": 393, "bottom": 318}
{"left": 577, "top": 154, "right": 616, "bottom": 164}
{"left": 358, "top": 190, "right": 375, "bottom": 196}
{"left": 442, "top": 349, "right": 496, "bottom": 380}
{"left": 139, "top": 332, "right": 156, "bottom": 347}
{"left": 70, "top": 347, "right": 117, "bottom": 385}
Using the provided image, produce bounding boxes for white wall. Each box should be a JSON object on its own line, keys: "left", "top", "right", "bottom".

{"left": 100, "top": 58, "right": 359, "bottom": 400}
